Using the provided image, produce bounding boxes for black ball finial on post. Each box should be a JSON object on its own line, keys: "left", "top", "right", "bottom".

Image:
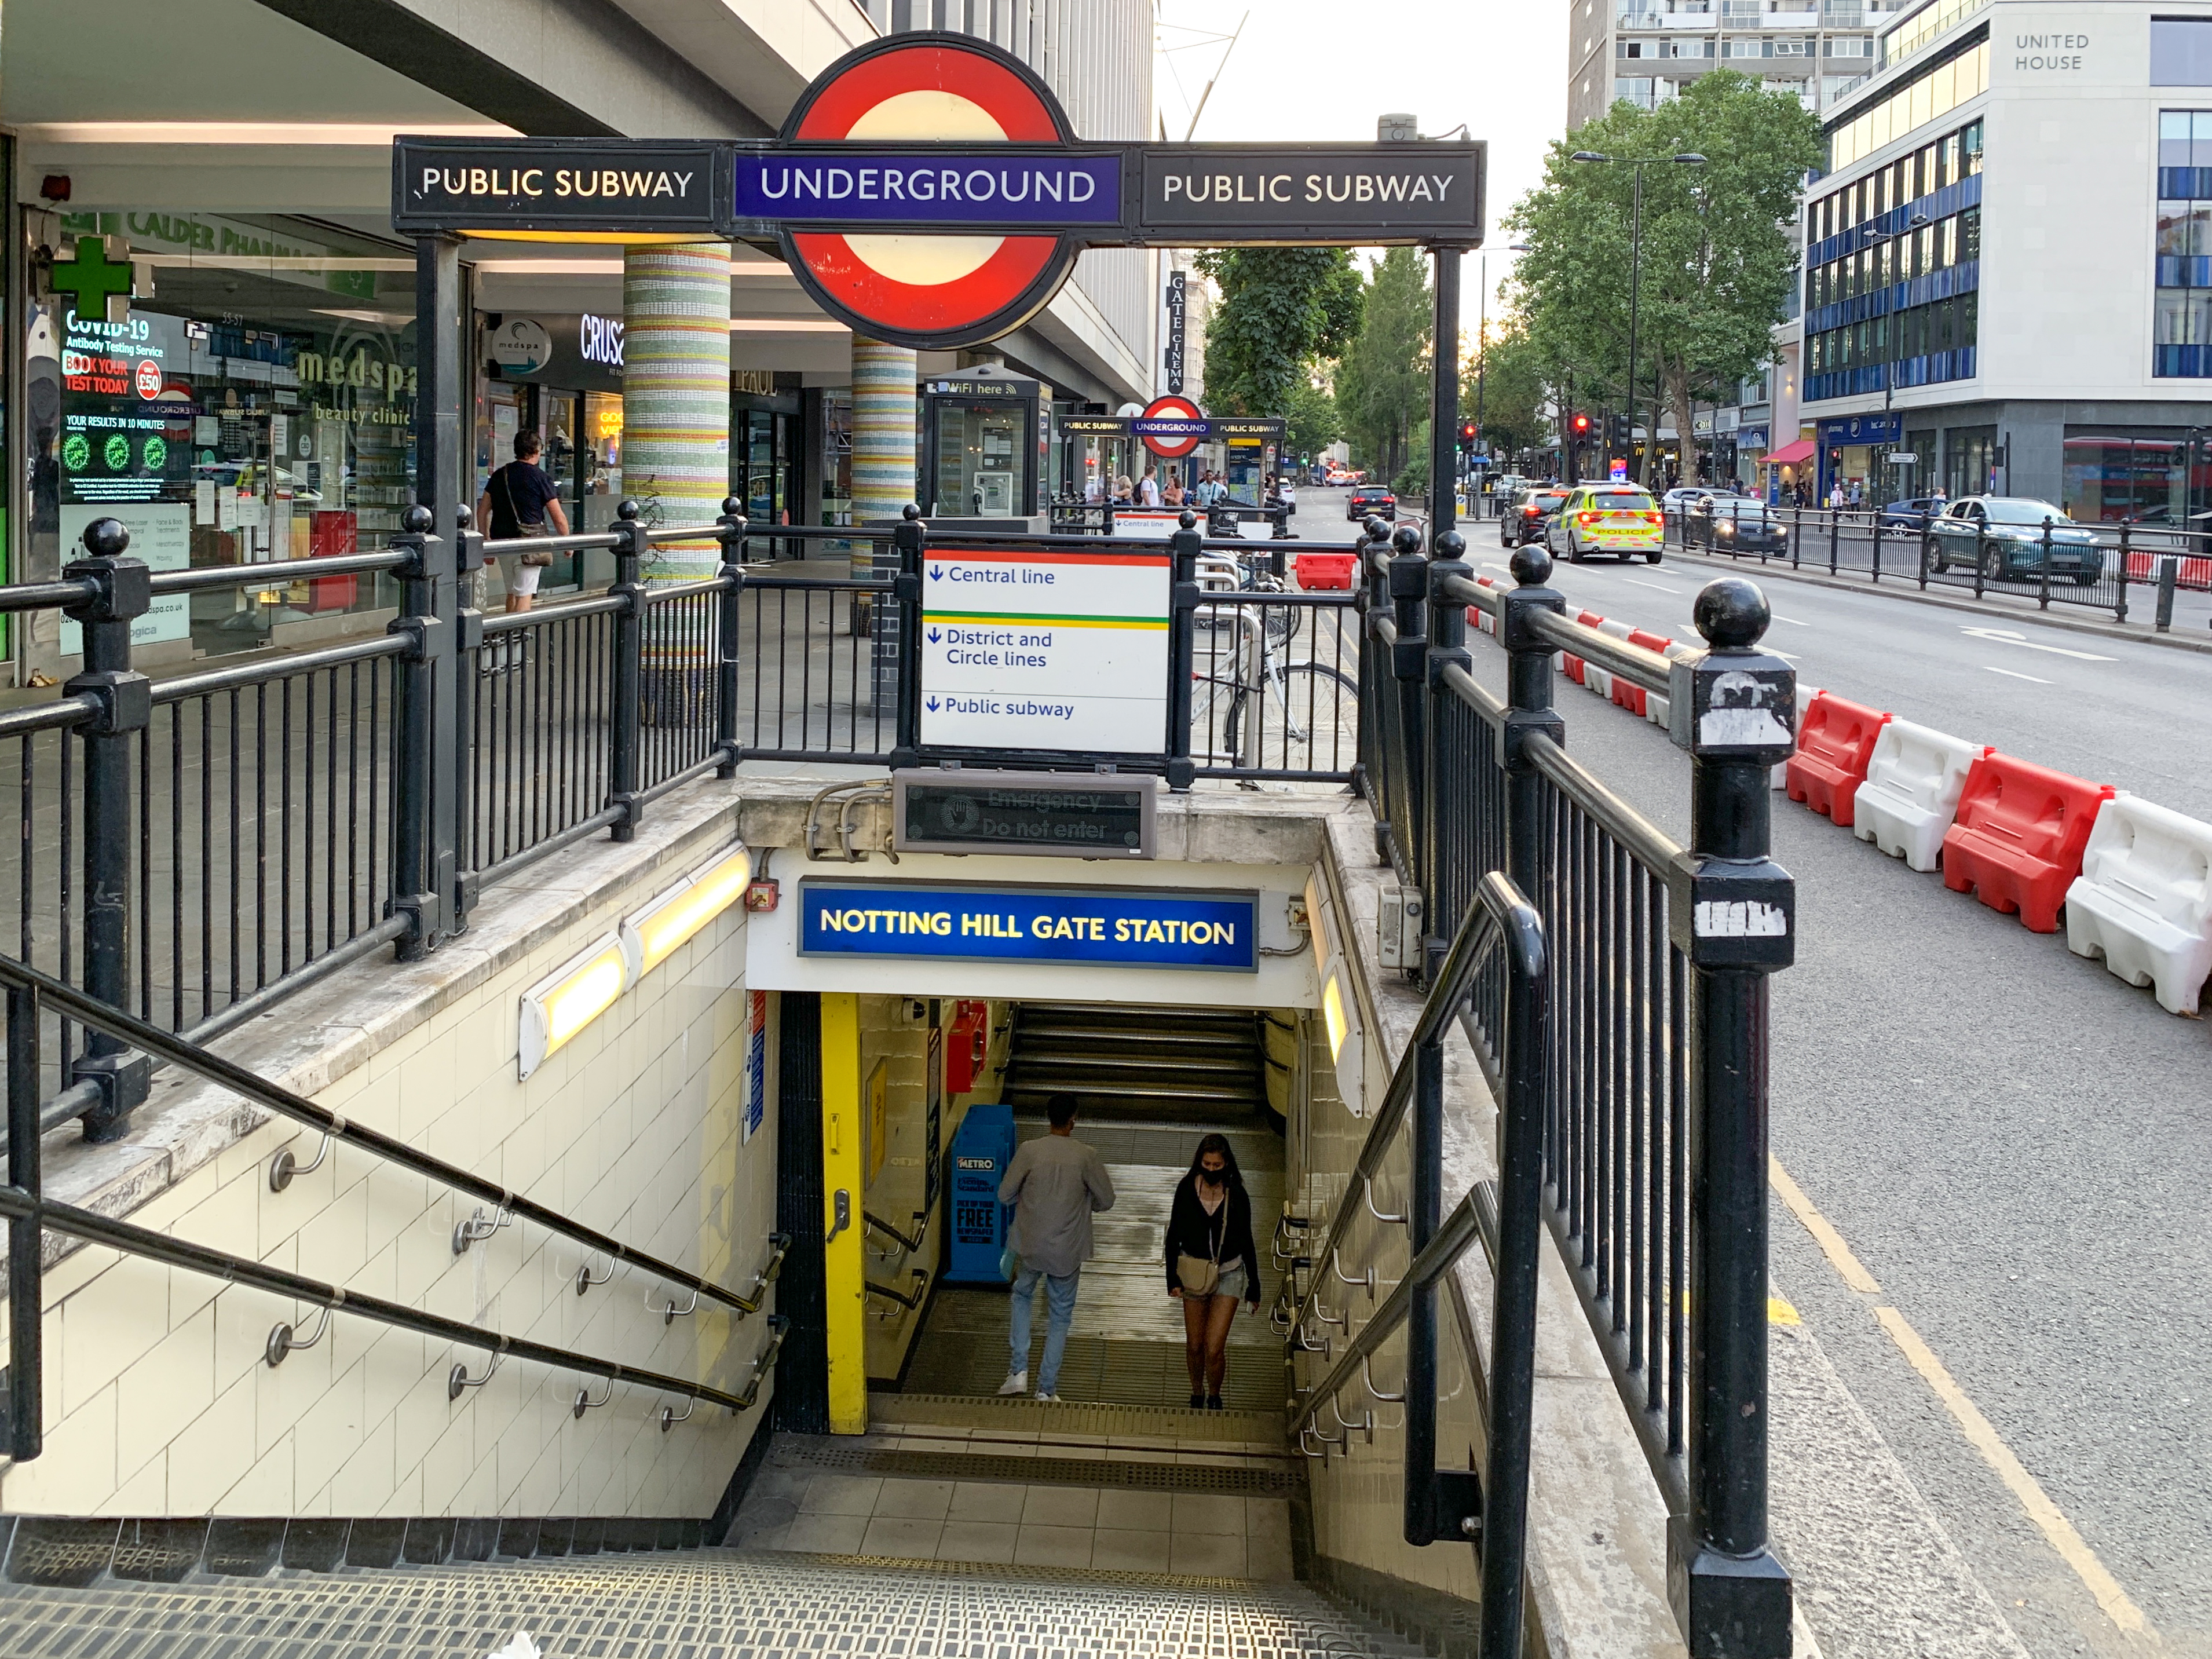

{"left": 722, "top": 495, "right": 744, "bottom": 518}
{"left": 1178, "top": 509, "right": 1198, "bottom": 531}
{"left": 1391, "top": 522, "right": 1423, "bottom": 556}
{"left": 902, "top": 502, "right": 922, "bottom": 521}
{"left": 616, "top": 498, "right": 642, "bottom": 522}
{"left": 82, "top": 517, "right": 131, "bottom": 559}
{"left": 1509, "top": 545, "right": 1553, "bottom": 587}
{"left": 1693, "top": 576, "right": 1771, "bottom": 651}
{"left": 402, "top": 504, "right": 434, "bottom": 536}
{"left": 1433, "top": 529, "right": 1466, "bottom": 561}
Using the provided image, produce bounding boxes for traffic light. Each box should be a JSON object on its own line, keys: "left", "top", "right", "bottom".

{"left": 1570, "top": 412, "right": 1592, "bottom": 440}
{"left": 1609, "top": 414, "right": 1632, "bottom": 448}
{"left": 1458, "top": 421, "right": 1478, "bottom": 451}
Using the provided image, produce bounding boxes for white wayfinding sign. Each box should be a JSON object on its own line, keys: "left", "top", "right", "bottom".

{"left": 920, "top": 546, "right": 1171, "bottom": 754}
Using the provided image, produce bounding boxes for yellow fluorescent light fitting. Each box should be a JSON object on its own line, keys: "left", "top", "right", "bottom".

{"left": 619, "top": 843, "right": 753, "bottom": 980}
{"left": 518, "top": 934, "right": 629, "bottom": 1080}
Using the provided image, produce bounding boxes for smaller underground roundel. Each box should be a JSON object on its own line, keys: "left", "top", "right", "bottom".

{"left": 773, "top": 34, "right": 1087, "bottom": 353}
{"left": 1135, "top": 394, "right": 1205, "bottom": 459}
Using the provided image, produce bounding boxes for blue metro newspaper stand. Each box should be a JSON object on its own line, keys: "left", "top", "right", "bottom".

{"left": 944, "top": 1103, "right": 1017, "bottom": 1284}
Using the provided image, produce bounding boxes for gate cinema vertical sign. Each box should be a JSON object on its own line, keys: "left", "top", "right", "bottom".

{"left": 393, "top": 32, "right": 1483, "bottom": 353}
{"left": 1164, "top": 269, "right": 1186, "bottom": 395}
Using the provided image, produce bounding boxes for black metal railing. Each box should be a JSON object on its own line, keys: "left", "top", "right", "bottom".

{"left": 0, "top": 505, "right": 1347, "bottom": 1143}
{"left": 1286, "top": 870, "right": 1549, "bottom": 1659}
{"left": 2, "top": 953, "right": 788, "bottom": 1465}
{"left": 1661, "top": 501, "right": 2212, "bottom": 627}
{"left": 1341, "top": 524, "right": 1797, "bottom": 1658}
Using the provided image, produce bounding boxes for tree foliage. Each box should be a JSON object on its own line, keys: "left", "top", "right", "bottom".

{"left": 1505, "top": 72, "right": 1818, "bottom": 484}
{"left": 1465, "top": 327, "right": 1551, "bottom": 463}
{"left": 1192, "top": 247, "right": 1363, "bottom": 416}
{"left": 1337, "top": 248, "right": 1431, "bottom": 485}
{"left": 1281, "top": 373, "right": 1343, "bottom": 459}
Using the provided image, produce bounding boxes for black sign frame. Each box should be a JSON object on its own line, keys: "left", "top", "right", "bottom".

{"left": 891, "top": 768, "right": 1157, "bottom": 860}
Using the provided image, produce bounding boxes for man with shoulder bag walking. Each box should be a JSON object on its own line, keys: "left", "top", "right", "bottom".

{"left": 476, "top": 429, "right": 568, "bottom": 614}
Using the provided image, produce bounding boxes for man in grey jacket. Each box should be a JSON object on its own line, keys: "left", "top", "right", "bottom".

{"left": 997, "top": 1092, "right": 1116, "bottom": 1401}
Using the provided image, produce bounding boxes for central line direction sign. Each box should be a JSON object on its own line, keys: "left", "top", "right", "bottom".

{"left": 919, "top": 546, "right": 1169, "bottom": 754}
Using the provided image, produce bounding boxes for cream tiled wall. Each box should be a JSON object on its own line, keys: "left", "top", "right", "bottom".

{"left": 2, "top": 867, "right": 778, "bottom": 1522}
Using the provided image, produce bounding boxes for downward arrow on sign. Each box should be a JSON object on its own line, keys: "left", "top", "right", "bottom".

{"left": 926, "top": 696, "right": 940, "bottom": 711}
{"left": 928, "top": 627, "right": 941, "bottom": 642}
{"left": 928, "top": 566, "right": 944, "bottom": 580}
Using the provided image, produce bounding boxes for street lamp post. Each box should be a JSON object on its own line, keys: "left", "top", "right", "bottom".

{"left": 1474, "top": 243, "right": 1534, "bottom": 515}
{"left": 1571, "top": 150, "right": 1703, "bottom": 485}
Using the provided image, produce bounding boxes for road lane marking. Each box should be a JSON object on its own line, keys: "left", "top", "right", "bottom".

{"left": 1481, "top": 561, "right": 1512, "bottom": 575}
{"left": 1983, "top": 666, "right": 2051, "bottom": 684}
{"left": 1770, "top": 1157, "right": 1881, "bottom": 1292}
{"left": 1874, "top": 1307, "right": 2153, "bottom": 1636}
{"left": 1772, "top": 614, "right": 1810, "bottom": 626}
{"left": 1959, "top": 626, "right": 2115, "bottom": 662}
{"left": 1625, "top": 579, "right": 1682, "bottom": 595}
{"left": 1770, "top": 1154, "right": 2156, "bottom": 1639}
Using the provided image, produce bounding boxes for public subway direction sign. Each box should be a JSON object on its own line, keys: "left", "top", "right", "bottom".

{"left": 392, "top": 31, "right": 1483, "bottom": 351}
{"left": 798, "top": 880, "right": 1259, "bottom": 973}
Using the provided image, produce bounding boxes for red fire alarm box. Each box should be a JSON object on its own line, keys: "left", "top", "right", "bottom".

{"left": 946, "top": 999, "right": 989, "bottom": 1095}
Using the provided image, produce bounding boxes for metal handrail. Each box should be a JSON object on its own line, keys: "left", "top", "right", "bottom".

{"left": 0, "top": 1177, "right": 781, "bottom": 1422}
{"left": 1441, "top": 569, "right": 1676, "bottom": 696}
{"left": 864, "top": 1208, "right": 928, "bottom": 1255}
{"left": 0, "top": 957, "right": 771, "bottom": 1320}
{"left": 866, "top": 1266, "right": 931, "bottom": 1312}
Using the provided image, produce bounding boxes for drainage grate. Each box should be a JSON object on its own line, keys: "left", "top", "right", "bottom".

{"left": 780, "top": 1443, "right": 1307, "bottom": 1497}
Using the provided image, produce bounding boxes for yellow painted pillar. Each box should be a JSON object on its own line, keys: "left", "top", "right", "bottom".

{"left": 819, "top": 992, "right": 868, "bottom": 1434}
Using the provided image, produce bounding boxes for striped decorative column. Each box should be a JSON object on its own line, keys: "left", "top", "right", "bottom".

{"left": 850, "top": 336, "right": 917, "bottom": 712}
{"left": 623, "top": 243, "right": 731, "bottom": 723}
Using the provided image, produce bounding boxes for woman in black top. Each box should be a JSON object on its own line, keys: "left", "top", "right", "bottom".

{"left": 1164, "top": 1133, "right": 1262, "bottom": 1410}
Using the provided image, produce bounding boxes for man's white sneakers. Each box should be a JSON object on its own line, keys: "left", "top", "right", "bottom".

{"left": 1034, "top": 1391, "right": 1061, "bottom": 1402}
{"left": 997, "top": 1371, "right": 1029, "bottom": 1396}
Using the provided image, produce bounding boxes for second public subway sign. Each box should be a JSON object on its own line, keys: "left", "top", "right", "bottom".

{"left": 392, "top": 32, "right": 1483, "bottom": 350}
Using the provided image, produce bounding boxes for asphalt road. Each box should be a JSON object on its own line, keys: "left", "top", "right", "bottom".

{"left": 1295, "top": 486, "right": 2211, "bottom": 1657}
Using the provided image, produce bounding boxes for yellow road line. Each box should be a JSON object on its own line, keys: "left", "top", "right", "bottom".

{"left": 1770, "top": 1156, "right": 2156, "bottom": 1640}
{"left": 1770, "top": 1156, "right": 1883, "bottom": 1294}
{"left": 1872, "top": 1306, "right": 2152, "bottom": 1638}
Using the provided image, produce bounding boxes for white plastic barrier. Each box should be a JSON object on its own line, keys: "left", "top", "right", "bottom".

{"left": 1585, "top": 664, "right": 1613, "bottom": 700}
{"left": 2064, "top": 794, "right": 2212, "bottom": 1015}
{"left": 1647, "top": 641, "right": 1696, "bottom": 728}
{"left": 1596, "top": 619, "right": 1633, "bottom": 640}
{"left": 1851, "top": 718, "right": 1988, "bottom": 872}
{"left": 1770, "top": 684, "right": 1822, "bottom": 790}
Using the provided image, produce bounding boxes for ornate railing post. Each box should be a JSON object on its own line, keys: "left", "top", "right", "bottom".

{"left": 891, "top": 504, "right": 926, "bottom": 772}
{"left": 1164, "top": 510, "right": 1204, "bottom": 790}
{"left": 716, "top": 498, "right": 749, "bottom": 780}
{"left": 609, "top": 499, "right": 648, "bottom": 842}
{"left": 389, "top": 503, "right": 450, "bottom": 962}
{"left": 61, "top": 518, "right": 151, "bottom": 1141}
{"left": 1423, "top": 529, "right": 1475, "bottom": 978}
{"left": 1387, "top": 522, "right": 1429, "bottom": 883}
{"left": 1500, "top": 547, "right": 1566, "bottom": 908}
{"left": 1668, "top": 576, "right": 1797, "bottom": 1656}
{"left": 451, "top": 506, "right": 484, "bottom": 936}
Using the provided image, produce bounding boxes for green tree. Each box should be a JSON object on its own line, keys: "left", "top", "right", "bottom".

{"left": 1464, "top": 327, "right": 1551, "bottom": 463}
{"left": 1191, "top": 248, "right": 1363, "bottom": 416}
{"left": 1337, "top": 247, "right": 1431, "bottom": 485}
{"left": 1282, "top": 372, "right": 1343, "bottom": 460}
{"left": 1505, "top": 71, "right": 1818, "bottom": 485}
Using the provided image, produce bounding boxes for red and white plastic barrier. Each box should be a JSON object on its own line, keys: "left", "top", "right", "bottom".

{"left": 1852, "top": 719, "right": 1991, "bottom": 874}
{"left": 1786, "top": 693, "right": 1891, "bottom": 827}
{"left": 1942, "top": 754, "right": 2114, "bottom": 934}
{"left": 2064, "top": 795, "right": 2212, "bottom": 1014}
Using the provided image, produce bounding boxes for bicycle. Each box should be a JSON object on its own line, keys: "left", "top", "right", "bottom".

{"left": 1188, "top": 551, "right": 1358, "bottom": 770}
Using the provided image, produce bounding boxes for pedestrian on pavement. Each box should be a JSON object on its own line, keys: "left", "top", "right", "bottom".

{"left": 998, "top": 1093, "right": 1116, "bottom": 1402}
{"left": 476, "top": 430, "right": 568, "bottom": 615}
{"left": 1165, "top": 1132, "right": 1262, "bottom": 1410}
{"left": 1827, "top": 481, "right": 1845, "bottom": 511}
{"left": 1136, "top": 466, "right": 1162, "bottom": 506}
{"left": 1161, "top": 474, "right": 1187, "bottom": 507}
{"left": 1112, "top": 474, "right": 1135, "bottom": 505}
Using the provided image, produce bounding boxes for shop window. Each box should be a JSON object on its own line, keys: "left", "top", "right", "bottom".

{"left": 39, "top": 209, "right": 419, "bottom": 658}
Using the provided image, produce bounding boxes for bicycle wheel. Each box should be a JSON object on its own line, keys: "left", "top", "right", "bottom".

{"left": 1223, "top": 662, "right": 1359, "bottom": 767}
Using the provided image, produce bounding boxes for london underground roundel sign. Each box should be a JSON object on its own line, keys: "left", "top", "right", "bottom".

{"left": 767, "top": 35, "right": 1093, "bottom": 353}
{"left": 1135, "top": 395, "right": 1205, "bottom": 459}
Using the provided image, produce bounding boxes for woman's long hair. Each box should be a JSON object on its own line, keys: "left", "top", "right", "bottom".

{"left": 1186, "top": 1133, "right": 1244, "bottom": 1194}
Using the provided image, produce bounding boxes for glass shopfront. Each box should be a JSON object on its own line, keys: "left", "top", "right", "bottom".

{"left": 30, "top": 210, "right": 418, "bottom": 659}
{"left": 733, "top": 372, "right": 803, "bottom": 553}
{"left": 2062, "top": 430, "right": 2212, "bottom": 526}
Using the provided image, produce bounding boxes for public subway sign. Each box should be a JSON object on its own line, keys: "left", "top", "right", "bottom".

{"left": 798, "top": 880, "right": 1259, "bottom": 972}
{"left": 390, "top": 32, "right": 1485, "bottom": 351}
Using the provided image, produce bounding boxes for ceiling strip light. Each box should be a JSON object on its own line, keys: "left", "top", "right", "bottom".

{"left": 518, "top": 934, "right": 630, "bottom": 1080}
{"left": 619, "top": 843, "right": 754, "bottom": 981}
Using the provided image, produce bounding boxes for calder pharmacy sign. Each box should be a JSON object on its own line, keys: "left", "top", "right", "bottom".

{"left": 392, "top": 32, "right": 1484, "bottom": 352}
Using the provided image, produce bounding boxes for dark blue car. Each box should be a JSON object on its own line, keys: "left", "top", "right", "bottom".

{"left": 1878, "top": 496, "right": 1944, "bottom": 531}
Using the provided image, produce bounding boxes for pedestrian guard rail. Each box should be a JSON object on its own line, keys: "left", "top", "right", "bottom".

{"left": 0, "top": 953, "right": 789, "bottom": 1466}
{"left": 1942, "top": 753, "right": 2114, "bottom": 933}
{"left": 1852, "top": 719, "right": 1991, "bottom": 873}
{"left": 1330, "top": 520, "right": 1798, "bottom": 1657}
{"left": 1785, "top": 692, "right": 1891, "bottom": 828}
{"left": 2063, "top": 794, "right": 2212, "bottom": 1015}
{"left": 0, "top": 505, "right": 1348, "bottom": 1144}
{"left": 1661, "top": 501, "right": 2212, "bottom": 630}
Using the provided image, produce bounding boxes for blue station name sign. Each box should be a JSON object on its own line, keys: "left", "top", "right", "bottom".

{"left": 799, "top": 880, "right": 1258, "bottom": 973}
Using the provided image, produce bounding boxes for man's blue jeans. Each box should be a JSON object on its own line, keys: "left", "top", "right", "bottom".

{"left": 1008, "top": 1263, "right": 1080, "bottom": 1395}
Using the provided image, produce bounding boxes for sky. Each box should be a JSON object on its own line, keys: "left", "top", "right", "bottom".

{"left": 1151, "top": 0, "right": 1569, "bottom": 321}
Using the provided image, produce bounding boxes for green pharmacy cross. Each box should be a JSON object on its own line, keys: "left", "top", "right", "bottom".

{"left": 50, "top": 235, "right": 135, "bottom": 324}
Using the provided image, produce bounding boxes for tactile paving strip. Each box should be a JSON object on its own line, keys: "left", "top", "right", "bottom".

{"left": 872, "top": 1391, "right": 1286, "bottom": 1444}
{"left": 0, "top": 1545, "right": 1430, "bottom": 1658}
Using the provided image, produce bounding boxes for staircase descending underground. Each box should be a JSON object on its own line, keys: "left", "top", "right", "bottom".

{"left": 1003, "top": 1003, "right": 1275, "bottom": 1123}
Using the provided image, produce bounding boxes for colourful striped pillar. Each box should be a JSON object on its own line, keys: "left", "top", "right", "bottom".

{"left": 850, "top": 337, "right": 917, "bottom": 711}
{"left": 623, "top": 243, "right": 732, "bottom": 722}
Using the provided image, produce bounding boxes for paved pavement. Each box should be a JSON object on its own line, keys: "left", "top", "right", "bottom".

{"left": 1286, "top": 486, "right": 2208, "bottom": 1657}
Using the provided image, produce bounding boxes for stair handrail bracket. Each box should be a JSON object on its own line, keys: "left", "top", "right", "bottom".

{"left": 1329, "top": 536, "right": 1796, "bottom": 1658}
